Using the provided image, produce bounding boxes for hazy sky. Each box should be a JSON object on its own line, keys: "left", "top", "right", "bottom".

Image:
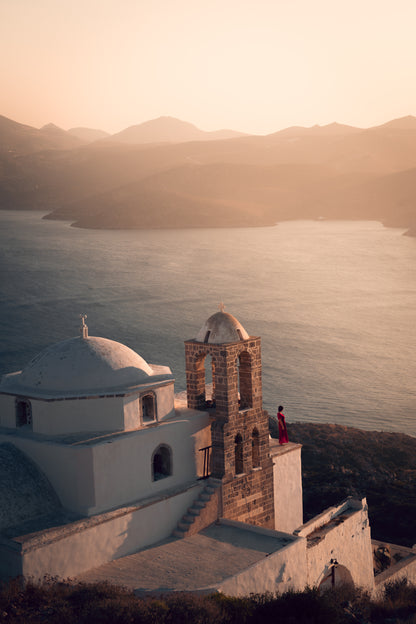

{"left": 1, "top": 0, "right": 415, "bottom": 134}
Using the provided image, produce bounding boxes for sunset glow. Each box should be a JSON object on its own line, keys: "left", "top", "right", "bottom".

{"left": 1, "top": 0, "right": 416, "bottom": 134}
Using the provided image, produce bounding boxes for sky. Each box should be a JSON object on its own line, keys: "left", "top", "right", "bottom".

{"left": 1, "top": 0, "right": 415, "bottom": 135}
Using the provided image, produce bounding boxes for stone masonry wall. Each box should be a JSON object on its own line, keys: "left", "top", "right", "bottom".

{"left": 185, "top": 337, "right": 275, "bottom": 529}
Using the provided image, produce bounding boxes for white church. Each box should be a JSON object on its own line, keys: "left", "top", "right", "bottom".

{"left": 0, "top": 309, "right": 415, "bottom": 594}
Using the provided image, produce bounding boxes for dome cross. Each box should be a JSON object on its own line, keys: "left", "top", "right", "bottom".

{"left": 79, "top": 313, "right": 88, "bottom": 339}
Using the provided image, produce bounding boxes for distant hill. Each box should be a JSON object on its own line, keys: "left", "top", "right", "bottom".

{"left": 39, "top": 123, "right": 84, "bottom": 150}
{"left": 372, "top": 115, "right": 416, "bottom": 130}
{"left": 108, "top": 116, "right": 246, "bottom": 144}
{"left": 45, "top": 163, "right": 334, "bottom": 228}
{"left": 46, "top": 162, "right": 331, "bottom": 229}
{"left": 273, "top": 122, "right": 363, "bottom": 138}
{"left": 67, "top": 127, "right": 110, "bottom": 142}
{"left": 1, "top": 113, "right": 416, "bottom": 234}
{"left": 0, "top": 115, "right": 83, "bottom": 155}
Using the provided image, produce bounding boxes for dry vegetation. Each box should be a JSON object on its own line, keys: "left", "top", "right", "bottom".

{"left": 1, "top": 577, "right": 416, "bottom": 623}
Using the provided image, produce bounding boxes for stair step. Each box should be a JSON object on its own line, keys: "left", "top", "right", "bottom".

{"left": 172, "top": 529, "right": 185, "bottom": 538}
{"left": 183, "top": 514, "right": 196, "bottom": 524}
{"left": 208, "top": 478, "right": 222, "bottom": 488}
{"left": 178, "top": 521, "right": 192, "bottom": 531}
{"left": 200, "top": 493, "right": 211, "bottom": 501}
{"left": 188, "top": 507, "right": 200, "bottom": 516}
{"left": 194, "top": 500, "right": 206, "bottom": 509}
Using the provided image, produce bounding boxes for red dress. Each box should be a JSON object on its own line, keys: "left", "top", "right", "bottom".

{"left": 278, "top": 411, "right": 289, "bottom": 444}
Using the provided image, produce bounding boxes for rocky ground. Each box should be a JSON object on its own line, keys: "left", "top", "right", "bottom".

{"left": 269, "top": 420, "right": 416, "bottom": 547}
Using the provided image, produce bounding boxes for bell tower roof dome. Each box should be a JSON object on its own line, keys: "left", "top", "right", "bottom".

{"left": 195, "top": 306, "right": 249, "bottom": 344}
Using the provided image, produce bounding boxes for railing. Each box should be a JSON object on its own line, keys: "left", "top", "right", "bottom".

{"left": 199, "top": 445, "right": 212, "bottom": 479}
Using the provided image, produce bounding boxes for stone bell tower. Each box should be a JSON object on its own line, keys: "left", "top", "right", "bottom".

{"left": 185, "top": 306, "right": 275, "bottom": 528}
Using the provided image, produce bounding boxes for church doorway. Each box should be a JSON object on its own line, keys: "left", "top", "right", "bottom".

{"left": 319, "top": 563, "right": 354, "bottom": 592}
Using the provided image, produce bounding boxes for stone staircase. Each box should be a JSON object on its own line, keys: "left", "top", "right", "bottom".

{"left": 172, "top": 478, "right": 222, "bottom": 538}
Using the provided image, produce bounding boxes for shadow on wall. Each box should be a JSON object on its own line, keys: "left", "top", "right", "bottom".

{"left": 319, "top": 563, "right": 354, "bottom": 592}
{"left": 0, "top": 442, "right": 62, "bottom": 533}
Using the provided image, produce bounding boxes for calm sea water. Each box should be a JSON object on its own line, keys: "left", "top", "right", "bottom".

{"left": 0, "top": 211, "right": 415, "bottom": 436}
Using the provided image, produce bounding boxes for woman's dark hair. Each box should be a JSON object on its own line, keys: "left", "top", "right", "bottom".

{"left": 278, "top": 405, "right": 284, "bottom": 412}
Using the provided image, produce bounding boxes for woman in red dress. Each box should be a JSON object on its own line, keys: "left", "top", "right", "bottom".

{"left": 277, "top": 405, "right": 289, "bottom": 445}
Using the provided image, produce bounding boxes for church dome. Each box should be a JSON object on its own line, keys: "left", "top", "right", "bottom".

{"left": 195, "top": 311, "right": 249, "bottom": 344}
{"left": 13, "top": 335, "right": 153, "bottom": 395}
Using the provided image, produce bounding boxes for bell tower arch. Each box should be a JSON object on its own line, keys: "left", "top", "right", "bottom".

{"left": 185, "top": 308, "right": 275, "bottom": 528}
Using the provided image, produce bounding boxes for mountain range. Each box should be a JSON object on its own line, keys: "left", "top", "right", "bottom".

{"left": 0, "top": 113, "right": 415, "bottom": 234}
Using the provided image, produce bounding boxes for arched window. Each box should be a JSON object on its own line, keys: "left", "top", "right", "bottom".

{"left": 142, "top": 393, "right": 156, "bottom": 423}
{"left": 252, "top": 428, "right": 260, "bottom": 468}
{"left": 152, "top": 444, "right": 172, "bottom": 481}
{"left": 235, "top": 433, "right": 244, "bottom": 474}
{"left": 15, "top": 398, "right": 32, "bottom": 428}
{"left": 238, "top": 351, "right": 253, "bottom": 410}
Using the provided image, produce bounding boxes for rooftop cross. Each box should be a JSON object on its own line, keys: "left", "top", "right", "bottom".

{"left": 79, "top": 313, "right": 88, "bottom": 339}
{"left": 219, "top": 302, "right": 226, "bottom": 313}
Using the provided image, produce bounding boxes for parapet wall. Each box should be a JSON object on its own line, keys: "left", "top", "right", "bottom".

{"left": 0, "top": 481, "right": 204, "bottom": 582}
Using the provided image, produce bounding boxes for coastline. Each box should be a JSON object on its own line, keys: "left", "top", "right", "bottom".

{"left": 35, "top": 209, "right": 416, "bottom": 237}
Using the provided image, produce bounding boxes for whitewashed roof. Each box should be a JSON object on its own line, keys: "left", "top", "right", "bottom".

{"left": 0, "top": 336, "right": 172, "bottom": 398}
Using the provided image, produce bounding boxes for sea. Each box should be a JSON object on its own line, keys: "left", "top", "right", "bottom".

{"left": 0, "top": 210, "right": 415, "bottom": 436}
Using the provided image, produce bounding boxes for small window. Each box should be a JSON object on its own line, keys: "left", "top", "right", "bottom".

{"left": 152, "top": 444, "right": 172, "bottom": 481}
{"left": 235, "top": 433, "right": 244, "bottom": 474}
{"left": 204, "top": 330, "right": 211, "bottom": 343}
{"left": 15, "top": 399, "right": 32, "bottom": 428}
{"left": 142, "top": 394, "right": 156, "bottom": 423}
{"left": 252, "top": 428, "right": 260, "bottom": 468}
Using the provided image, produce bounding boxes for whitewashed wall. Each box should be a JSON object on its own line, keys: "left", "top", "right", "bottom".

{"left": 271, "top": 442, "right": 303, "bottom": 533}
{"left": 0, "top": 408, "right": 211, "bottom": 515}
{"left": 91, "top": 410, "right": 211, "bottom": 514}
{"left": 154, "top": 384, "right": 175, "bottom": 422}
{"left": 215, "top": 521, "right": 308, "bottom": 596}
{"left": 297, "top": 498, "right": 375, "bottom": 592}
{"left": 18, "top": 483, "right": 204, "bottom": 580}
{"left": 0, "top": 433, "right": 95, "bottom": 513}
{"left": 32, "top": 397, "right": 125, "bottom": 435}
{"left": 0, "top": 394, "right": 18, "bottom": 428}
